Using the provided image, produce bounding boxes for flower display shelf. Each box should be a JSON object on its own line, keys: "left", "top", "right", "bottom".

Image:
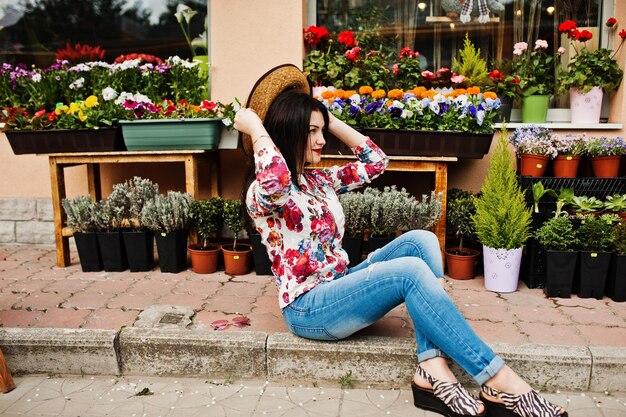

{"left": 323, "top": 128, "right": 494, "bottom": 159}
{"left": 518, "top": 176, "right": 625, "bottom": 212}
{"left": 5, "top": 127, "right": 125, "bottom": 155}
{"left": 119, "top": 118, "right": 221, "bottom": 151}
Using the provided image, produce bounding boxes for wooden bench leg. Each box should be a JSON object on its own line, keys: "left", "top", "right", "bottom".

{"left": 433, "top": 162, "right": 448, "bottom": 263}
{"left": 0, "top": 349, "right": 15, "bottom": 393}
{"left": 49, "top": 158, "right": 70, "bottom": 267}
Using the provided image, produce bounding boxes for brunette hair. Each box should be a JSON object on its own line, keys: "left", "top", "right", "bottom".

{"left": 263, "top": 90, "right": 329, "bottom": 181}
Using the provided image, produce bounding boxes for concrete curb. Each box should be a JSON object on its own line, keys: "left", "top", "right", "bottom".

{"left": 1, "top": 327, "right": 624, "bottom": 391}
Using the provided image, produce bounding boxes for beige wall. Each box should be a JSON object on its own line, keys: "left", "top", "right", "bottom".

{"left": 0, "top": 0, "right": 624, "bottom": 202}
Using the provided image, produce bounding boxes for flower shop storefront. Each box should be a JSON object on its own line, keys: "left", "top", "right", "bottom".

{"left": 1, "top": 1, "right": 626, "bottom": 273}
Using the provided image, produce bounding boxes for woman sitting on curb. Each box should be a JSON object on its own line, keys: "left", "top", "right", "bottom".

{"left": 234, "top": 64, "right": 567, "bottom": 417}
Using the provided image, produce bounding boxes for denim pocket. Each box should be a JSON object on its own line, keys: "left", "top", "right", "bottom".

{"left": 290, "top": 324, "right": 338, "bottom": 341}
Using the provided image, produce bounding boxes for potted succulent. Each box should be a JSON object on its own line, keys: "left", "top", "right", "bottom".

{"left": 61, "top": 195, "right": 102, "bottom": 272}
{"left": 535, "top": 216, "right": 580, "bottom": 298}
{"left": 93, "top": 198, "right": 128, "bottom": 272}
{"left": 339, "top": 191, "right": 371, "bottom": 267}
{"left": 607, "top": 222, "right": 626, "bottom": 302}
{"left": 604, "top": 193, "right": 626, "bottom": 221}
{"left": 472, "top": 130, "right": 532, "bottom": 293}
{"left": 575, "top": 215, "right": 615, "bottom": 299}
{"left": 445, "top": 190, "right": 481, "bottom": 280}
{"left": 570, "top": 195, "right": 604, "bottom": 215}
{"left": 141, "top": 191, "right": 193, "bottom": 273}
{"left": 222, "top": 199, "right": 253, "bottom": 275}
{"left": 188, "top": 197, "right": 224, "bottom": 274}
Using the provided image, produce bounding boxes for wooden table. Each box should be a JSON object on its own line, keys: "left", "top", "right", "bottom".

{"left": 47, "top": 150, "right": 220, "bottom": 267}
{"left": 313, "top": 155, "right": 457, "bottom": 259}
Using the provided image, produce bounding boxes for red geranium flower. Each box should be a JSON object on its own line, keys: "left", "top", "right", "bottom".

{"left": 606, "top": 17, "right": 617, "bottom": 28}
{"left": 304, "top": 25, "right": 330, "bottom": 46}
{"left": 488, "top": 70, "right": 504, "bottom": 81}
{"left": 620, "top": 29, "right": 626, "bottom": 40}
{"left": 114, "top": 53, "right": 163, "bottom": 65}
{"left": 558, "top": 20, "right": 577, "bottom": 34}
{"left": 55, "top": 43, "right": 105, "bottom": 64}
{"left": 337, "top": 30, "right": 357, "bottom": 47}
{"left": 400, "top": 47, "right": 416, "bottom": 58}
{"left": 576, "top": 30, "right": 593, "bottom": 42}
{"left": 345, "top": 46, "right": 361, "bottom": 62}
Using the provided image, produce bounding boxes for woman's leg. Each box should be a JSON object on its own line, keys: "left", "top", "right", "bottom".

{"left": 283, "top": 255, "right": 503, "bottom": 385}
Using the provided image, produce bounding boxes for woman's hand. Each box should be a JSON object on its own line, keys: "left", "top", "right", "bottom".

{"left": 234, "top": 108, "right": 267, "bottom": 138}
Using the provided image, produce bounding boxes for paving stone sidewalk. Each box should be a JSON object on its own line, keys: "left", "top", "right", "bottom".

{"left": 0, "top": 244, "right": 625, "bottom": 348}
{"left": 0, "top": 374, "right": 625, "bottom": 417}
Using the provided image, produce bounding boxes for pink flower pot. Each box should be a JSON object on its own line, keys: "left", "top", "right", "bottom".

{"left": 569, "top": 87, "right": 603, "bottom": 124}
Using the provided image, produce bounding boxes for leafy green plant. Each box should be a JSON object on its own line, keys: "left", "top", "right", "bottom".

{"left": 612, "top": 222, "right": 626, "bottom": 255}
{"left": 338, "top": 370, "right": 355, "bottom": 389}
{"left": 554, "top": 188, "right": 574, "bottom": 217}
{"left": 407, "top": 191, "right": 442, "bottom": 231}
{"left": 511, "top": 39, "right": 557, "bottom": 96}
{"left": 570, "top": 196, "right": 604, "bottom": 213}
{"left": 223, "top": 199, "right": 245, "bottom": 249}
{"left": 604, "top": 194, "right": 626, "bottom": 213}
{"left": 366, "top": 186, "right": 412, "bottom": 237}
{"left": 575, "top": 215, "right": 615, "bottom": 252}
{"left": 62, "top": 195, "right": 98, "bottom": 233}
{"left": 447, "top": 190, "right": 475, "bottom": 253}
{"left": 339, "top": 192, "right": 371, "bottom": 238}
{"left": 472, "top": 130, "right": 532, "bottom": 249}
{"left": 93, "top": 198, "right": 125, "bottom": 232}
{"left": 531, "top": 181, "right": 556, "bottom": 213}
{"left": 140, "top": 191, "right": 192, "bottom": 233}
{"left": 452, "top": 34, "right": 488, "bottom": 87}
{"left": 534, "top": 216, "right": 578, "bottom": 251}
{"left": 189, "top": 197, "right": 224, "bottom": 248}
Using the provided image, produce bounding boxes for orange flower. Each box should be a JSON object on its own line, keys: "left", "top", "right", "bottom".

{"left": 413, "top": 86, "right": 427, "bottom": 96}
{"left": 453, "top": 88, "right": 467, "bottom": 97}
{"left": 321, "top": 91, "right": 334, "bottom": 99}
{"left": 467, "top": 86, "right": 481, "bottom": 95}
{"left": 388, "top": 89, "right": 404, "bottom": 100}
{"left": 359, "top": 86, "right": 374, "bottom": 95}
{"left": 335, "top": 89, "right": 347, "bottom": 99}
{"left": 483, "top": 91, "right": 498, "bottom": 100}
{"left": 345, "top": 90, "right": 358, "bottom": 97}
{"left": 371, "top": 89, "right": 386, "bottom": 99}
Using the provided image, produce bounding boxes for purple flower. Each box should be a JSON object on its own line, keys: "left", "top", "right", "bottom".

{"left": 365, "top": 100, "right": 383, "bottom": 114}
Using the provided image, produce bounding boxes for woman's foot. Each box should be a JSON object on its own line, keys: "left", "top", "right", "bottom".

{"left": 481, "top": 365, "right": 567, "bottom": 417}
{"left": 412, "top": 357, "right": 485, "bottom": 416}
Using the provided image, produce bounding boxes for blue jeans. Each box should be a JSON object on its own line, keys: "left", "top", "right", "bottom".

{"left": 282, "top": 230, "right": 504, "bottom": 385}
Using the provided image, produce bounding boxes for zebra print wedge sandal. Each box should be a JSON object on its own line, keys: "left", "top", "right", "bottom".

{"left": 479, "top": 385, "right": 568, "bottom": 417}
{"left": 411, "top": 366, "right": 486, "bottom": 417}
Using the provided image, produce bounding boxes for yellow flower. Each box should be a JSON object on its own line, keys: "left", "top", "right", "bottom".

{"left": 388, "top": 89, "right": 404, "bottom": 100}
{"left": 68, "top": 102, "right": 81, "bottom": 115}
{"left": 371, "top": 89, "right": 386, "bottom": 99}
{"left": 483, "top": 91, "right": 498, "bottom": 100}
{"left": 467, "top": 86, "right": 481, "bottom": 95}
{"left": 359, "top": 86, "right": 373, "bottom": 95}
{"left": 77, "top": 110, "right": 87, "bottom": 122}
{"left": 84, "top": 95, "right": 99, "bottom": 108}
{"left": 54, "top": 105, "right": 69, "bottom": 115}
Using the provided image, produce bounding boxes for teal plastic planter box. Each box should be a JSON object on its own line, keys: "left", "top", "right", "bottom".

{"left": 119, "top": 118, "right": 222, "bottom": 151}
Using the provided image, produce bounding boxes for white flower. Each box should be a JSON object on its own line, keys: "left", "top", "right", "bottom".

{"left": 429, "top": 101, "right": 440, "bottom": 114}
{"left": 114, "top": 92, "right": 152, "bottom": 105}
{"left": 558, "top": 47, "right": 566, "bottom": 54}
{"left": 433, "top": 93, "right": 446, "bottom": 103}
{"left": 513, "top": 48, "right": 523, "bottom": 56}
{"left": 513, "top": 42, "right": 528, "bottom": 52}
{"left": 31, "top": 73, "right": 41, "bottom": 82}
{"left": 392, "top": 100, "right": 404, "bottom": 108}
{"left": 69, "top": 63, "right": 91, "bottom": 72}
{"left": 102, "top": 87, "right": 118, "bottom": 101}
{"left": 476, "top": 110, "right": 485, "bottom": 126}
{"left": 535, "top": 39, "right": 548, "bottom": 50}
{"left": 69, "top": 77, "right": 85, "bottom": 90}
{"left": 221, "top": 118, "right": 232, "bottom": 127}
{"left": 349, "top": 94, "right": 360, "bottom": 106}
{"left": 400, "top": 109, "right": 413, "bottom": 119}
{"left": 175, "top": 4, "right": 197, "bottom": 24}
{"left": 454, "top": 95, "right": 469, "bottom": 107}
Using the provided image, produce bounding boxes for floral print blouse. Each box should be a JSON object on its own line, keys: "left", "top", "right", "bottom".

{"left": 246, "top": 139, "right": 389, "bottom": 308}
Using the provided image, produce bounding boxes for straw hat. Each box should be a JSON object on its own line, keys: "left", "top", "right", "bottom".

{"left": 241, "top": 64, "right": 310, "bottom": 157}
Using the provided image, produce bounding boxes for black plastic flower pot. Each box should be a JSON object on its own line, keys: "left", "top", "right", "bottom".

{"left": 342, "top": 235, "right": 364, "bottom": 268}
{"left": 520, "top": 237, "right": 546, "bottom": 289}
{"left": 606, "top": 254, "right": 626, "bottom": 302}
{"left": 122, "top": 230, "right": 155, "bottom": 272}
{"left": 96, "top": 231, "right": 128, "bottom": 272}
{"left": 367, "top": 235, "right": 395, "bottom": 253}
{"left": 576, "top": 251, "right": 611, "bottom": 299}
{"left": 73, "top": 232, "right": 103, "bottom": 272}
{"left": 155, "top": 230, "right": 188, "bottom": 273}
{"left": 250, "top": 231, "right": 272, "bottom": 276}
{"left": 543, "top": 250, "right": 578, "bottom": 298}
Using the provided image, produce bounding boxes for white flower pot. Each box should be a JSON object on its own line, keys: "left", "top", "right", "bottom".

{"left": 482, "top": 245, "right": 523, "bottom": 293}
{"left": 569, "top": 87, "right": 603, "bottom": 124}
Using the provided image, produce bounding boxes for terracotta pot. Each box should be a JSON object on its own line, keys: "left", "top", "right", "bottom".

{"left": 552, "top": 155, "right": 580, "bottom": 178}
{"left": 518, "top": 153, "right": 549, "bottom": 177}
{"left": 188, "top": 244, "right": 221, "bottom": 274}
{"left": 222, "top": 244, "right": 253, "bottom": 275}
{"left": 591, "top": 155, "right": 621, "bottom": 178}
{"left": 445, "top": 247, "right": 481, "bottom": 280}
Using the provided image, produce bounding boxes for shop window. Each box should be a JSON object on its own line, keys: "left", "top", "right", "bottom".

{"left": 312, "top": 0, "right": 603, "bottom": 72}
{"left": 0, "top": 0, "right": 206, "bottom": 66}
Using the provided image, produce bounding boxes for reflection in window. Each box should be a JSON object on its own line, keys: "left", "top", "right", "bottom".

{"left": 0, "top": 0, "right": 206, "bottom": 66}
{"left": 314, "top": 0, "right": 601, "bottom": 71}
